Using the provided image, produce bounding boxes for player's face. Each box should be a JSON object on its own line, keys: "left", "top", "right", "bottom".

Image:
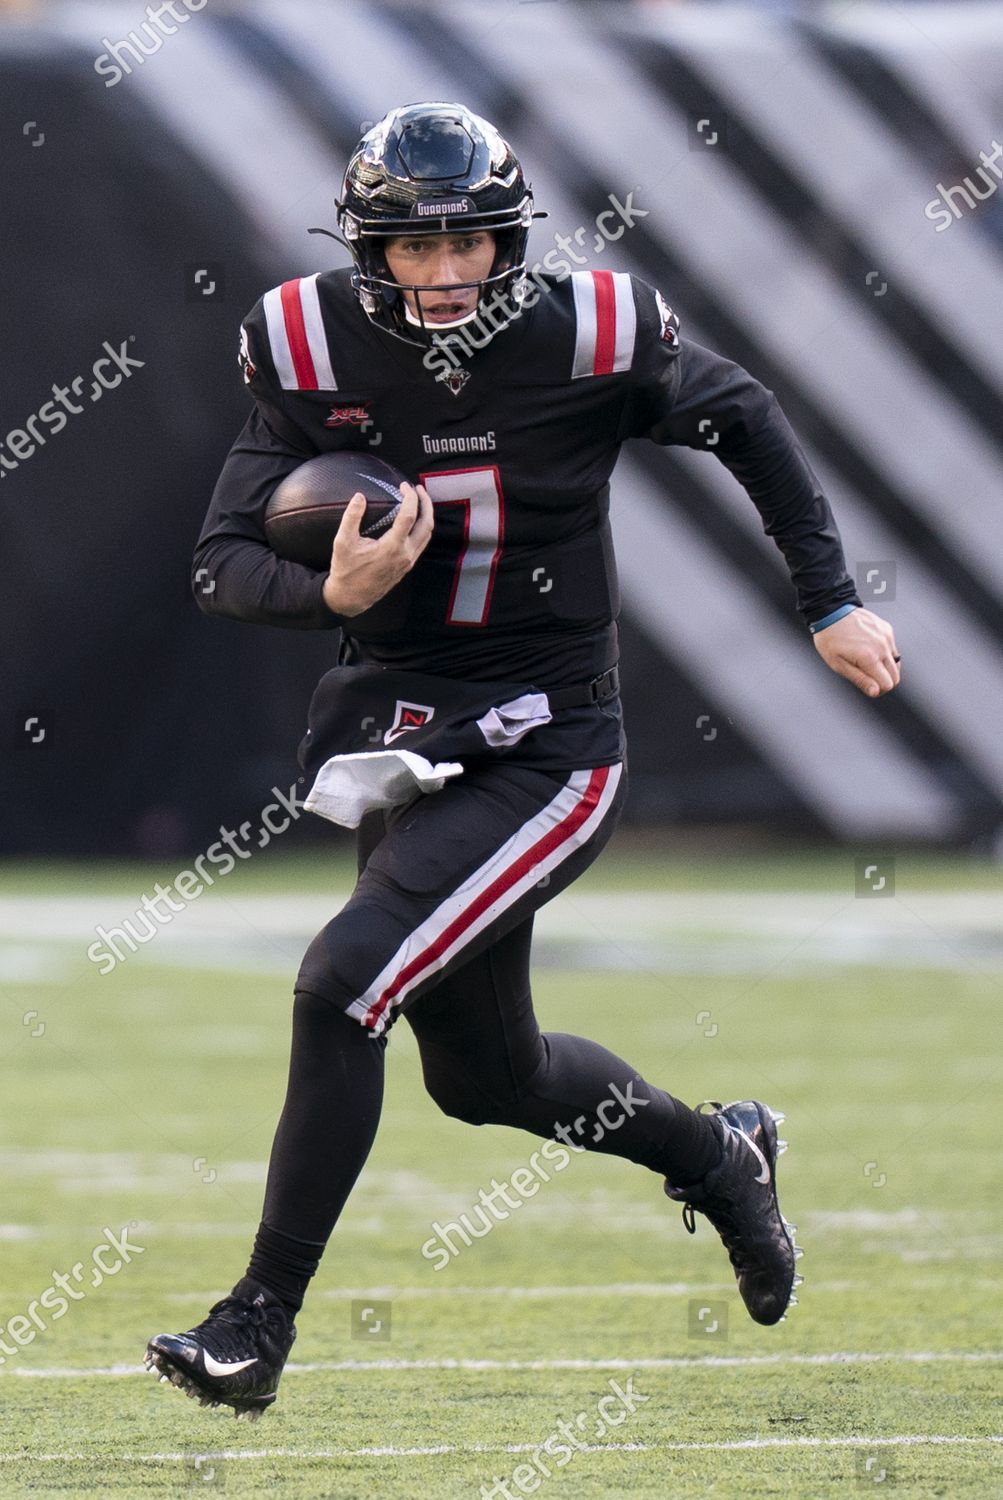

{"left": 384, "top": 231, "right": 497, "bottom": 323}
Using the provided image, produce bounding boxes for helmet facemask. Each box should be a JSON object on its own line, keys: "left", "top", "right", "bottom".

{"left": 328, "top": 103, "right": 540, "bottom": 350}
{"left": 341, "top": 202, "right": 534, "bottom": 348}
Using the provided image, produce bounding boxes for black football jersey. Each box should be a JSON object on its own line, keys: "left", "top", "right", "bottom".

{"left": 195, "top": 267, "right": 860, "bottom": 689}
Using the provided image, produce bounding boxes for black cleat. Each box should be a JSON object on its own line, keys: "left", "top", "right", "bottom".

{"left": 145, "top": 1277, "right": 296, "bottom": 1419}
{"left": 665, "top": 1100, "right": 803, "bottom": 1326}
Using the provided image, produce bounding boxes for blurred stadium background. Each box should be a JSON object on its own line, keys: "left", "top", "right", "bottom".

{"left": 3, "top": 0, "right": 1003, "bottom": 857}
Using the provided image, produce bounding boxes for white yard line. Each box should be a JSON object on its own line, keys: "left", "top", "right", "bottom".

{"left": 2, "top": 1435, "right": 1001, "bottom": 1462}
{"left": 5, "top": 1351, "right": 1003, "bottom": 1379}
{"left": 165, "top": 1279, "right": 886, "bottom": 1301}
{"left": 5, "top": 880, "right": 1003, "bottom": 977}
{"left": 3, "top": 889, "right": 1001, "bottom": 941}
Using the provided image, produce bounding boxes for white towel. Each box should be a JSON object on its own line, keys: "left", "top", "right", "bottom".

{"left": 304, "top": 750, "right": 464, "bottom": 829}
{"left": 476, "top": 692, "right": 552, "bottom": 748}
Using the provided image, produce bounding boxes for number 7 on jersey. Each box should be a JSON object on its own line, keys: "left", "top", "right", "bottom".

{"left": 420, "top": 466, "right": 505, "bottom": 628}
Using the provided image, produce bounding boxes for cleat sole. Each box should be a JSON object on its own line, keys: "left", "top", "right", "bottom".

{"left": 145, "top": 1343, "right": 275, "bottom": 1419}
{"left": 143, "top": 1350, "right": 274, "bottom": 1416}
{"left": 766, "top": 1107, "right": 800, "bottom": 1318}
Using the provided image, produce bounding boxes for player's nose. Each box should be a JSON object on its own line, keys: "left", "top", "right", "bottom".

{"left": 433, "top": 253, "right": 470, "bottom": 287}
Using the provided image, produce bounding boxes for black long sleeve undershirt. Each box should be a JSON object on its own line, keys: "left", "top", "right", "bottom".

{"left": 622, "top": 335, "right": 862, "bottom": 627}
{"left": 192, "top": 405, "right": 342, "bottom": 630}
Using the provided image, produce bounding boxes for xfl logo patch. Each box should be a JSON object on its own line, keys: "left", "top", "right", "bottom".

{"left": 385, "top": 700, "right": 435, "bottom": 745}
{"left": 326, "top": 403, "right": 372, "bottom": 428}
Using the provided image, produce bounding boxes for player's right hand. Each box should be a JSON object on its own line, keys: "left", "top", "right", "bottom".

{"left": 322, "top": 481, "right": 433, "bottom": 617}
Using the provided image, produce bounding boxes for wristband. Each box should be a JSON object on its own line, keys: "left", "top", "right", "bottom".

{"left": 809, "top": 604, "right": 858, "bottom": 635}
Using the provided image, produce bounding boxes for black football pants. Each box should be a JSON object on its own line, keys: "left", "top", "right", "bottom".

{"left": 248, "top": 762, "right": 723, "bottom": 1304}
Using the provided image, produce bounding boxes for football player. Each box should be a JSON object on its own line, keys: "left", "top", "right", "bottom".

{"left": 146, "top": 103, "right": 900, "bottom": 1418}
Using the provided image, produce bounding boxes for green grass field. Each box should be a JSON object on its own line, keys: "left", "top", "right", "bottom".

{"left": 1, "top": 849, "right": 1001, "bottom": 1497}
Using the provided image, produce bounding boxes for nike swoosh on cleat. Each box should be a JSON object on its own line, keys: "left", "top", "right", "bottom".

{"left": 730, "top": 1127, "right": 771, "bottom": 1185}
{"left": 202, "top": 1352, "right": 258, "bottom": 1378}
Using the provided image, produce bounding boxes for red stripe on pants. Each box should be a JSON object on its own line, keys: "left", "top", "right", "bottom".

{"left": 363, "top": 766, "right": 611, "bottom": 1029}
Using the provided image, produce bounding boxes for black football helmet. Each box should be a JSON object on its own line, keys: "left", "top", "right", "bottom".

{"left": 332, "top": 102, "right": 537, "bottom": 347}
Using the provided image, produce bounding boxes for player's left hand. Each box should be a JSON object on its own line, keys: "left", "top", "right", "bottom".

{"left": 812, "top": 607, "right": 900, "bottom": 698}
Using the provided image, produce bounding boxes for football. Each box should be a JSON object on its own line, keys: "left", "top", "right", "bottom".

{"left": 264, "top": 451, "right": 407, "bottom": 567}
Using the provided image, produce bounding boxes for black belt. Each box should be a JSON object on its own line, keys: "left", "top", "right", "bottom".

{"left": 544, "top": 666, "right": 620, "bottom": 710}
